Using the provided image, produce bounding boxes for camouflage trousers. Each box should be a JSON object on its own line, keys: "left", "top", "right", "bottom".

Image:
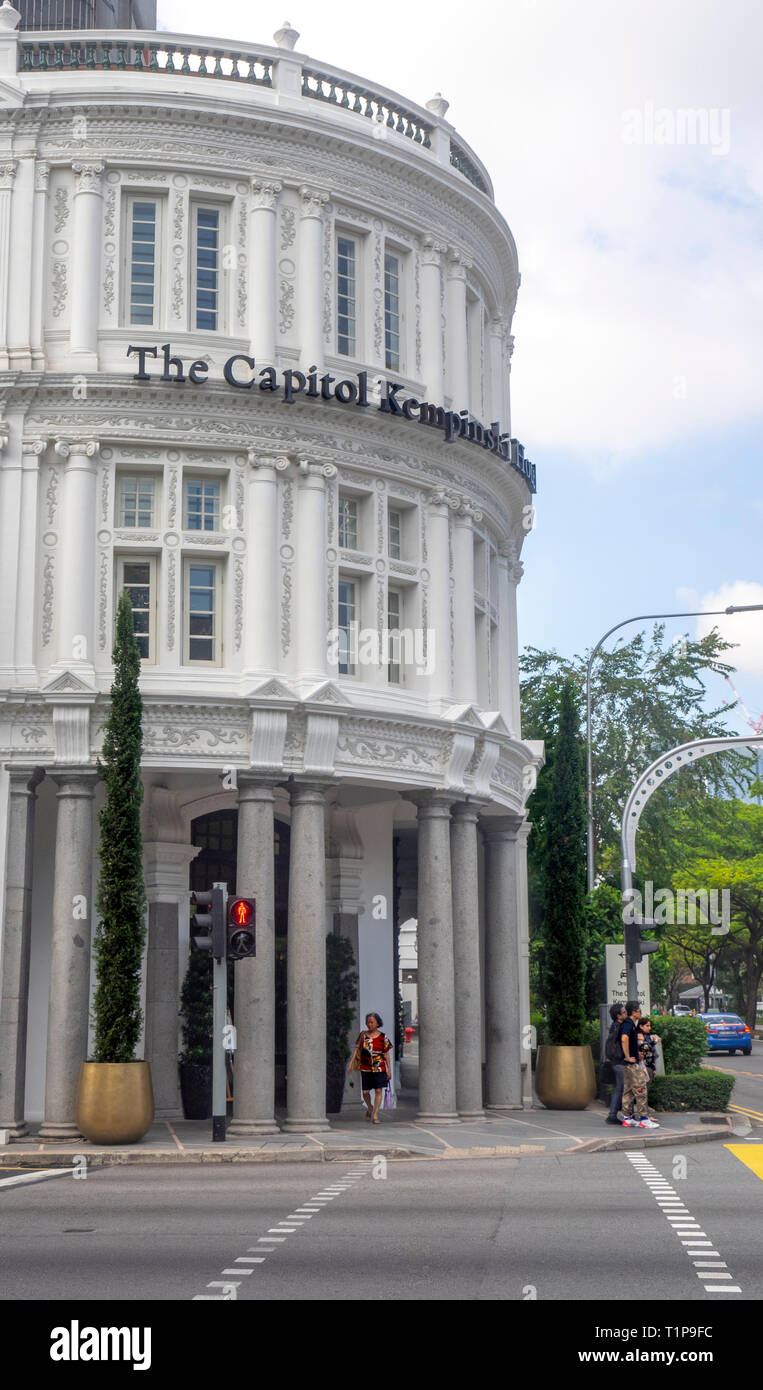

{"left": 622, "top": 1062, "right": 649, "bottom": 1119}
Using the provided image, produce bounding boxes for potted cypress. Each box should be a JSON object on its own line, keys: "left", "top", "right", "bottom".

{"left": 534, "top": 677, "right": 596, "bottom": 1109}
{"left": 76, "top": 591, "right": 154, "bottom": 1143}
{"left": 178, "top": 945, "right": 213, "bottom": 1119}
{"left": 326, "top": 933, "right": 358, "bottom": 1114}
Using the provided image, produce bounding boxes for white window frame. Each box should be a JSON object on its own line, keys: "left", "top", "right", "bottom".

{"left": 123, "top": 194, "right": 163, "bottom": 329}
{"left": 184, "top": 475, "right": 222, "bottom": 532}
{"left": 338, "top": 495, "right": 359, "bottom": 550}
{"left": 190, "top": 201, "right": 225, "bottom": 334}
{"left": 116, "top": 553, "right": 157, "bottom": 664}
{"left": 388, "top": 506, "right": 402, "bottom": 560}
{"left": 117, "top": 474, "right": 159, "bottom": 529}
{"left": 384, "top": 246, "right": 402, "bottom": 372}
{"left": 183, "top": 558, "right": 223, "bottom": 666}
{"left": 387, "top": 586, "right": 402, "bottom": 685}
{"left": 337, "top": 576, "right": 357, "bottom": 676}
{"left": 336, "top": 230, "right": 360, "bottom": 358}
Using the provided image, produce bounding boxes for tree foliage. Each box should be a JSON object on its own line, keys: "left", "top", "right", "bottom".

{"left": 92, "top": 591, "right": 146, "bottom": 1063}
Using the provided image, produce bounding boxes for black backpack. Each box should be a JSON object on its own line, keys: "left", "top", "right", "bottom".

{"left": 604, "top": 1022, "right": 622, "bottom": 1064}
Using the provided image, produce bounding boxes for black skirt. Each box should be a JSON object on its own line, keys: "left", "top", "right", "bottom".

{"left": 360, "top": 1072, "right": 389, "bottom": 1090}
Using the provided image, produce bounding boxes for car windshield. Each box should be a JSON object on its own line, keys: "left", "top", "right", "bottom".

{"left": 702, "top": 1015, "right": 743, "bottom": 1024}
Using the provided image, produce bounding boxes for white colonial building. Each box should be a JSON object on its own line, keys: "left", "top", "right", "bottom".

{"left": 0, "top": 6, "right": 542, "bottom": 1139}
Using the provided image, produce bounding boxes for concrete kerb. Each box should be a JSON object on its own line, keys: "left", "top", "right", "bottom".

{"left": 0, "top": 1115, "right": 744, "bottom": 1168}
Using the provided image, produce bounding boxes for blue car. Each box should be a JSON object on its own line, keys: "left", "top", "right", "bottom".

{"left": 699, "top": 1012, "right": 752, "bottom": 1055}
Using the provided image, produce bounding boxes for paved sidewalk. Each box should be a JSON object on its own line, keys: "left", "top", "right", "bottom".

{"left": 0, "top": 1090, "right": 746, "bottom": 1167}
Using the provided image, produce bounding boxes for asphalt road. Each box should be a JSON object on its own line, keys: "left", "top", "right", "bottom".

{"left": 703, "top": 1040, "right": 763, "bottom": 1129}
{"left": 1, "top": 1138, "right": 761, "bottom": 1302}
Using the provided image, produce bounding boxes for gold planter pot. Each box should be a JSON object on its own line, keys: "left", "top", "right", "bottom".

{"left": 76, "top": 1061, "right": 154, "bottom": 1145}
{"left": 534, "top": 1044, "right": 596, "bottom": 1110}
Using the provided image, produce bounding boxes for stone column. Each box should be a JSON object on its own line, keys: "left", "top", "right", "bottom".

{"left": 488, "top": 316, "right": 506, "bottom": 430}
{"left": 426, "top": 492, "right": 452, "bottom": 704}
{"left": 495, "top": 544, "right": 522, "bottom": 738}
{"left": 54, "top": 439, "right": 98, "bottom": 676}
{"left": 450, "top": 801, "right": 485, "bottom": 1119}
{"left": 445, "top": 251, "right": 470, "bottom": 409}
{"left": 452, "top": 502, "right": 479, "bottom": 706}
{"left": 39, "top": 770, "right": 98, "bottom": 1141}
{"left": 420, "top": 237, "right": 445, "bottom": 401}
{"left": 298, "top": 186, "right": 328, "bottom": 370}
{"left": 283, "top": 781, "right": 330, "bottom": 1132}
{"left": 0, "top": 420, "right": 22, "bottom": 679}
{"left": 69, "top": 161, "right": 104, "bottom": 368}
{"left": 143, "top": 839, "right": 200, "bottom": 1118}
{"left": 244, "top": 453, "right": 287, "bottom": 676}
{"left": 0, "top": 766, "right": 45, "bottom": 1138}
{"left": 414, "top": 793, "right": 459, "bottom": 1122}
{"left": 229, "top": 777, "right": 280, "bottom": 1135}
{"left": 7, "top": 153, "right": 34, "bottom": 370}
{"left": 482, "top": 814, "right": 523, "bottom": 1111}
{"left": 516, "top": 819, "right": 534, "bottom": 1107}
{"left": 294, "top": 460, "right": 334, "bottom": 684}
{"left": 30, "top": 162, "right": 49, "bottom": 368}
{"left": 14, "top": 439, "right": 46, "bottom": 683}
{"left": 0, "top": 160, "right": 17, "bottom": 369}
{"left": 248, "top": 179, "right": 282, "bottom": 367}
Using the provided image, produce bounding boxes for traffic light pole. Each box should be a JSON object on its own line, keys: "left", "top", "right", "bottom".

{"left": 620, "top": 732, "right": 760, "bottom": 998}
{"left": 211, "top": 883, "right": 228, "bottom": 1143}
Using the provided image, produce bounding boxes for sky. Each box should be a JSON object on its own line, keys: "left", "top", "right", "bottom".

{"left": 159, "top": 0, "right": 763, "bottom": 739}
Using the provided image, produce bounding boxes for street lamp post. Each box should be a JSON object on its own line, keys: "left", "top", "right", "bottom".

{"left": 586, "top": 604, "right": 763, "bottom": 893}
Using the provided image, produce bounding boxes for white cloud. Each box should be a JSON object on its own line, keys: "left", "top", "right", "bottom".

{"left": 695, "top": 581, "right": 763, "bottom": 678}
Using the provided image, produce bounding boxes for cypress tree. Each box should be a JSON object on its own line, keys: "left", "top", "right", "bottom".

{"left": 543, "top": 676, "right": 587, "bottom": 1044}
{"left": 92, "top": 590, "right": 146, "bottom": 1062}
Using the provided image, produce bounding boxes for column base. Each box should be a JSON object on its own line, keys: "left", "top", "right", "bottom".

{"left": 37, "top": 1122, "right": 83, "bottom": 1142}
{"left": 457, "top": 1109, "right": 486, "bottom": 1121}
{"left": 0, "top": 1121, "right": 29, "bottom": 1141}
{"left": 280, "top": 1117, "right": 331, "bottom": 1134}
{"left": 485, "top": 1103, "right": 524, "bottom": 1113}
{"left": 228, "top": 1119, "right": 281, "bottom": 1137}
{"left": 154, "top": 1107, "right": 183, "bottom": 1122}
{"left": 416, "top": 1111, "right": 461, "bottom": 1125}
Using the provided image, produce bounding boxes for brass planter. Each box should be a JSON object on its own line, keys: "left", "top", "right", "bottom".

{"left": 534, "top": 1044, "right": 596, "bottom": 1110}
{"left": 76, "top": 1061, "right": 154, "bottom": 1145}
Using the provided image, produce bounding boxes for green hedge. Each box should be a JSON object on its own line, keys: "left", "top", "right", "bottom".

{"left": 648, "top": 1071, "right": 734, "bottom": 1112}
{"left": 655, "top": 1017, "right": 707, "bottom": 1074}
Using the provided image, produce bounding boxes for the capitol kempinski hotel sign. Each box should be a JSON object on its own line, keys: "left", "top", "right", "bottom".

{"left": 0, "top": 2, "right": 542, "bottom": 1139}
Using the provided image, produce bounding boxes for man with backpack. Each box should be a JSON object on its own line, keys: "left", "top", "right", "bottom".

{"left": 605, "top": 1003, "right": 627, "bottom": 1124}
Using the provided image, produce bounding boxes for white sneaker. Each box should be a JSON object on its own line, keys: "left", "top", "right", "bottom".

{"left": 641, "top": 1118, "right": 660, "bottom": 1129}
{"left": 621, "top": 1118, "right": 638, "bottom": 1127}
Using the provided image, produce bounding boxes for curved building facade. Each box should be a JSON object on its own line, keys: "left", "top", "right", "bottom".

{"left": 0, "top": 10, "right": 542, "bottom": 1137}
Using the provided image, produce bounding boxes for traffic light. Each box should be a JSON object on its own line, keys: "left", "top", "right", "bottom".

{"left": 227, "top": 897, "right": 256, "bottom": 960}
{"left": 624, "top": 915, "right": 660, "bottom": 970}
{"left": 190, "top": 888, "right": 225, "bottom": 959}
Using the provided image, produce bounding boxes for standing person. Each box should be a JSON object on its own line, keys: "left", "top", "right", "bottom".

{"left": 639, "top": 1015, "right": 661, "bottom": 1082}
{"left": 348, "top": 1012, "right": 392, "bottom": 1125}
{"left": 619, "top": 1001, "right": 659, "bottom": 1129}
{"left": 605, "top": 1003, "right": 627, "bottom": 1125}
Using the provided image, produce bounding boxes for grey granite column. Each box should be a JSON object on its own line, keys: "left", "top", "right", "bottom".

{"left": 229, "top": 777, "right": 280, "bottom": 1136}
{"left": 39, "top": 770, "right": 97, "bottom": 1141}
{"left": 283, "top": 781, "right": 330, "bottom": 1133}
{"left": 0, "top": 765, "right": 45, "bottom": 1138}
{"left": 415, "top": 792, "right": 459, "bottom": 1123}
{"left": 482, "top": 814, "right": 523, "bottom": 1110}
{"left": 144, "top": 901, "right": 181, "bottom": 1117}
{"left": 451, "top": 801, "right": 485, "bottom": 1119}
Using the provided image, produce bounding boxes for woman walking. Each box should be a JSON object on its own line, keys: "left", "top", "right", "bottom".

{"left": 349, "top": 1012, "right": 392, "bottom": 1124}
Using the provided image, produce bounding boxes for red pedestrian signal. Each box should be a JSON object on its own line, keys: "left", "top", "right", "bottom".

{"left": 227, "top": 897, "right": 256, "bottom": 960}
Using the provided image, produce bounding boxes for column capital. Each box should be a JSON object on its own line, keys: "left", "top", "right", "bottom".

{"left": 71, "top": 160, "right": 104, "bottom": 193}
{"left": 34, "top": 160, "right": 50, "bottom": 192}
{"left": 237, "top": 774, "right": 281, "bottom": 801}
{"left": 446, "top": 249, "right": 472, "bottom": 279}
{"left": 22, "top": 437, "right": 47, "bottom": 461}
{"left": 451, "top": 798, "right": 486, "bottom": 824}
{"left": 481, "top": 811, "right": 525, "bottom": 842}
{"left": 0, "top": 160, "right": 18, "bottom": 189}
{"left": 288, "top": 778, "right": 331, "bottom": 804}
{"left": 248, "top": 450, "right": 291, "bottom": 472}
{"left": 4, "top": 763, "right": 45, "bottom": 792}
{"left": 54, "top": 438, "right": 99, "bottom": 461}
{"left": 250, "top": 177, "right": 282, "bottom": 210}
{"left": 299, "top": 185, "right": 329, "bottom": 218}
{"left": 297, "top": 458, "right": 337, "bottom": 482}
{"left": 411, "top": 790, "right": 454, "bottom": 818}
{"left": 421, "top": 235, "right": 447, "bottom": 267}
{"left": 49, "top": 767, "right": 98, "bottom": 793}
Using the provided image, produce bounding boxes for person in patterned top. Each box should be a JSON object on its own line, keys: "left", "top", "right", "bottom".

{"left": 348, "top": 1012, "right": 392, "bottom": 1124}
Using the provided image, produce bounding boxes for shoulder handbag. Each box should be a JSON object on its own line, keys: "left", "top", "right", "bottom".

{"left": 349, "top": 1033, "right": 364, "bottom": 1072}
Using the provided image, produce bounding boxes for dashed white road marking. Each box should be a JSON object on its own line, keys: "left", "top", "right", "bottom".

{"left": 626, "top": 1153, "right": 742, "bottom": 1296}
{"left": 193, "top": 1167, "right": 369, "bottom": 1299}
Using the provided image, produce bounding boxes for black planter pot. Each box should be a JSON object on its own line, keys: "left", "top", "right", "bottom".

{"left": 179, "top": 1061, "right": 213, "bottom": 1120}
{"left": 326, "top": 1060, "right": 346, "bottom": 1115}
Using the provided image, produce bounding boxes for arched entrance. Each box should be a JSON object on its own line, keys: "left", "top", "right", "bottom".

{"left": 189, "top": 810, "right": 291, "bottom": 1096}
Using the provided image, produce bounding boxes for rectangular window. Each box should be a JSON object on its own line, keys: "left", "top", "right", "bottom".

{"left": 337, "top": 235, "right": 357, "bottom": 356}
{"left": 387, "top": 588, "right": 402, "bottom": 685}
{"left": 194, "top": 206, "right": 220, "bottom": 332}
{"left": 118, "top": 556, "right": 156, "bottom": 662}
{"left": 384, "top": 251, "right": 400, "bottom": 370}
{"left": 338, "top": 579, "right": 356, "bottom": 676}
{"left": 185, "top": 478, "right": 221, "bottom": 532}
{"left": 388, "top": 508, "right": 401, "bottom": 560}
{"left": 185, "top": 562, "right": 220, "bottom": 664}
{"left": 129, "top": 200, "right": 157, "bottom": 327}
{"left": 338, "top": 496, "right": 358, "bottom": 550}
{"left": 119, "top": 476, "right": 156, "bottom": 529}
